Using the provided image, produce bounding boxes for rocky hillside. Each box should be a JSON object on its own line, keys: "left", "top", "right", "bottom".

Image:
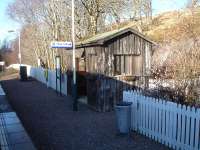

{"left": 104, "top": 7, "right": 200, "bottom": 44}
{"left": 146, "top": 8, "right": 200, "bottom": 43}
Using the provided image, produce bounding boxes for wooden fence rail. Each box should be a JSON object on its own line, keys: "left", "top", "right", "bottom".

{"left": 123, "top": 91, "right": 200, "bottom": 150}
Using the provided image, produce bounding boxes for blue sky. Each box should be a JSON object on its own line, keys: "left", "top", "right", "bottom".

{"left": 153, "top": 0, "right": 187, "bottom": 15}
{"left": 0, "top": 0, "right": 188, "bottom": 41}
{"left": 0, "top": 0, "right": 19, "bottom": 44}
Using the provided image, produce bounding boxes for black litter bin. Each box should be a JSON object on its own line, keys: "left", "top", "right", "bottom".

{"left": 20, "top": 66, "right": 28, "bottom": 81}
{"left": 115, "top": 102, "right": 132, "bottom": 134}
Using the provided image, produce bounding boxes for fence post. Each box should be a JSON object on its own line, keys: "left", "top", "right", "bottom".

{"left": 194, "top": 109, "right": 200, "bottom": 150}
{"left": 136, "top": 94, "right": 140, "bottom": 132}
{"left": 190, "top": 107, "right": 195, "bottom": 149}
{"left": 122, "top": 90, "right": 200, "bottom": 150}
{"left": 176, "top": 104, "right": 182, "bottom": 149}
{"left": 180, "top": 105, "right": 186, "bottom": 149}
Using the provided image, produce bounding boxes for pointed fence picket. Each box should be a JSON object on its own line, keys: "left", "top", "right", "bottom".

{"left": 123, "top": 90, "right": 200, "bottom": 150}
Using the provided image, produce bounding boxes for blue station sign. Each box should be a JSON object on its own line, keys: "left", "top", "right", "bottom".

{"left": 51, "top": 41, "right": 73, "bottom": 49}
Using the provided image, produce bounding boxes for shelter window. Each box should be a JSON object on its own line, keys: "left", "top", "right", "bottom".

{"left": 88, "top": 54, "right": 97, "bottom": 73}
{"left": 114, "top": 54, "right": 142, "bottom": 76}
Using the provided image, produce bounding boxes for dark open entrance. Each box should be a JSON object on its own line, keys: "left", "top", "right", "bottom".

{"left": 77, "top": 71, "right": 87, "bottom": 97}
{"left": 67, "top": 57, "right": 88, "bottom": 103}
{"left": 76, "top": 57, "right": 87, "bottom": 104}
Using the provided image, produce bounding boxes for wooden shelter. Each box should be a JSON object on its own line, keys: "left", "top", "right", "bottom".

{"left": 65, "top": 27, "right": 154, "bottom": 112}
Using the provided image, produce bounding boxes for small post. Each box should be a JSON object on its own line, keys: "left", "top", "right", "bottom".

{"left": 55, "top": 55, "right": 62, "bottom": 95}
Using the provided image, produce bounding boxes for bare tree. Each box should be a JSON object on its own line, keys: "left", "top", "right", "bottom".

{"left": 7, "top": 0, "right": 129, "bottom": 68}
{"left": 79, "top": 0, "right": 125, "bottom": 35}
{"left": 187, "top": 0, "right": 200, "bottom": 8}
{"left": 132, "top": 0, "right": 152, "bottom": 23}
{"left": 152, "top": 11, "right": 200, "bottom": 104}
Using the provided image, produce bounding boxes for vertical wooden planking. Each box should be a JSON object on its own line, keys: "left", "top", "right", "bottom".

{"left": 169, "top": 103, "right": 174, "bottom": 148}
{"left": 137, "top": 96, "right": 142, "bottom": 133}
{"left": 154, "top": 99, "right": 157, "bottom": 141}
{"left": 167, "top": 102, "right": 173, "bottom": 148}
{"left": 176, "top": 104, "right": 182, "bottom": 149}
{"left": 161, "top": 101, "right": 166, "bottom": 145}
{"left": 129, "top": 55, "right": 132, "bottom": 75}
{"left": 140, "top": 96, "right": 143, "bottom": 134}
{"left": 136, "top": 36, "right": 139, "bottom": 55}
{"left": 128, "top": 91, "right": 132, "bottom": 130}
{"left": 147, "top": 97, "right": 151, "bottom": 138}
{"left": 123, "top": 91, "right": 127, "bottom": 101}
{"left": 152, "top": 98, "right": 156, "bottom": 140}
{"left": 137, "top": 94, "right": 140, "bottom": 132}
{"left": 131, "top": 92, "right": 135, "bottom": 131}
{"left": 165, "top": 102, "right": 170, "bottom": 146}
{"left": 119, "top": 38, "right": 123, "bottom": 54}
{"left": 133, "top": 35, "right": 136, "bottom": 54}
{"left": 139, "top": 95, "right": 142, "bottom": 133}
{"left": 150, "top": 97, "right": 153, "bottom": 139}
{"left": 190, "top": 107, "right": 195, "bottom": 149}
{"left": 130, "top": 34, "right": 134, "bottom": 54}
{"left": 121, "top": 55, "right": 124, "bottom": 73}
{"left": 133, "top": 92, "right": 137, "bottom": 130}
{"left": 140, "top": 95, "right": 144, "bottom": 132}
{"left": 181, "top": 105, "right": 186, "bottom": 150}
{"left": 148, "top": 97, "right": 152, "bottom": 138}
{"left": 169, "top": 102, "right": 174, "bottom": 148}
{"left": 127, "top": 91, "right": 132, "bottom": 128}
{"left": 158, "top": 100, "right": 161, "bottom": 142}
{"left": 146, "top": 97, "right": 149, "bottom": 137}
{"left": 138, "top": 96, "right": 141, "bottom": 133}
{"left": 142, "top": 97, "right": 145, "bottom": 134}
{"left": 116, "top": 39, "right": 120, "bottom": 54}
{"left": 144, "top": 96, "right": 148, "bottom": 136}
{"left": 194, "top": 109, "right": 200, "bottom": 150}
{"left": 172, "top": 103, "right": 178, "bottom": 149}
{"left": 127, "top": 35, "right": 131, "bottom": 54}
{"left": 154, "top": 98, "right": 158, "bottom": 140}
{"left": 145, "top": 96, "right": 149, "bottom": 135}
{"left": 123, "top": 37, "right": 126, "bottom": 54}
{"left": 129, "top": 34, "right": 132, "bottom": 53}
{"left": 110, "top": 44, "right": 114, "bottom": 76}
{"left": 150, "top": 98, "right": 154, "bottom": 139}
{"left": 124, "top": 56, "right": 128, "bottom": 74}
{"left": 185, "top": 106, "right": 191, "bottom": 148}
{"left": 122, "top": 91, "right": 200, "bottom": 150}
{"left": 113, "top": 40, "right": 117, "bottom": 54}
{"left": 158, "top": 100, "right": 162, "bottom": 143}
{"left": 134, "top": 92, "right": 138, "bottom": 130}
{"left": 128, "top": 90, "right": 134, "bottom": 130}
{"left": 155, "top": 99, "right": 159, "bottom": 141}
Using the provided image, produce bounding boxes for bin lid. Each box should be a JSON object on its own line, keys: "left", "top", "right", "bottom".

{"left": 20, "top": 66, "right": 27, "bottom": 68}
{"left": 116, "top": 102, "right": 132, "bottom": 106}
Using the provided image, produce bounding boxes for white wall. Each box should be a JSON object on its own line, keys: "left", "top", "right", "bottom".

{"left": 28, "top": 67, "right": 68, "bottom": 95}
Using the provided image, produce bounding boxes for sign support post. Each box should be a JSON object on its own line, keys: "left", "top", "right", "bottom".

{"left": 72, "top": 0, "right": 77, "bottom": 111}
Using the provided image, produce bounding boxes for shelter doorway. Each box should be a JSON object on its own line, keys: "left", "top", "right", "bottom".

{"left": 76, "top": 58, "right": 87, "bottom": 104}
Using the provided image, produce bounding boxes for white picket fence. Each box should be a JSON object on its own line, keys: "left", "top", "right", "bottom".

{"left": 123, "top": 91, "right": 200, "bottom": 150}
{"left": 28, "top": 67, "right": 68, "bottom": 95}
